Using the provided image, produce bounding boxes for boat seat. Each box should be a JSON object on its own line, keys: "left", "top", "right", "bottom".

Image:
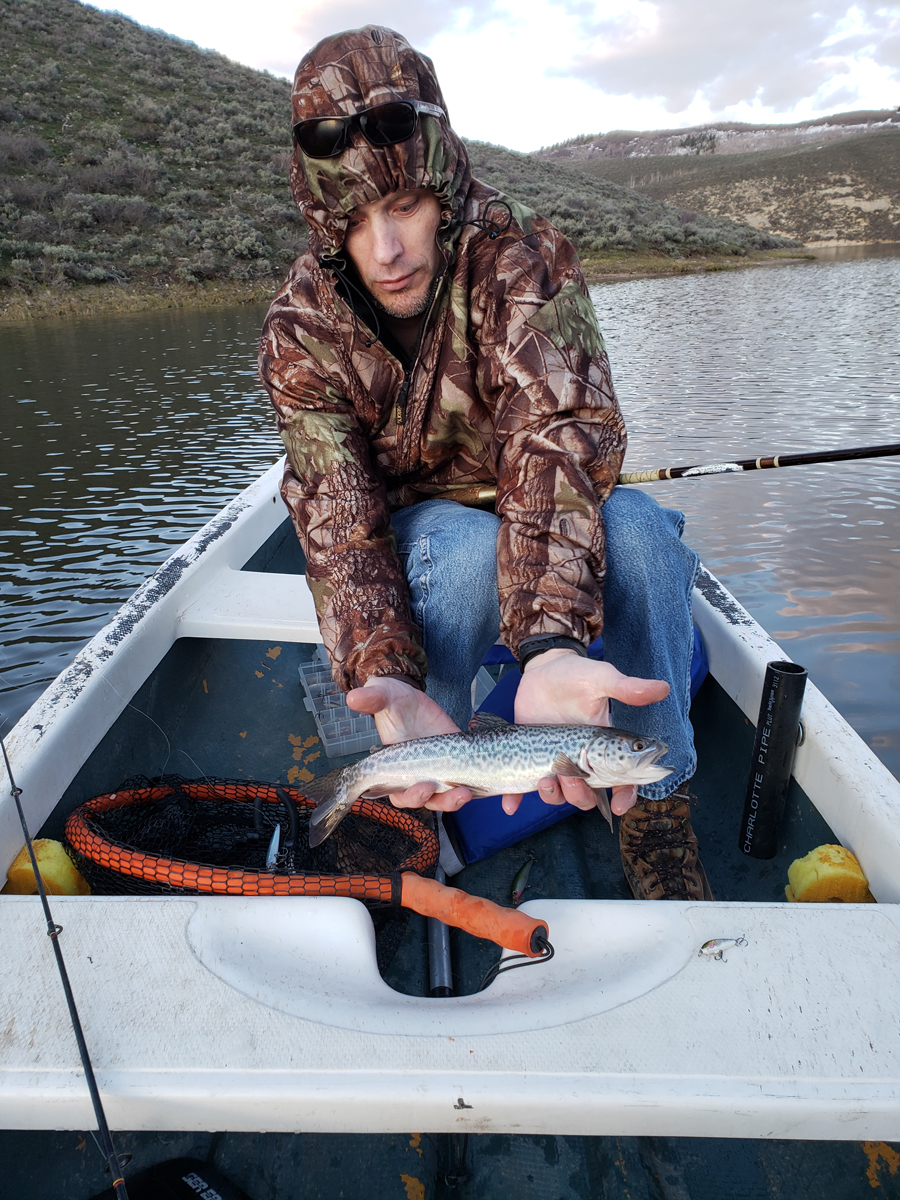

{"left": 187, "top": 897, "right": 697, "bottom": 1036}
{"left": 177, "top": 569, "right": 321, "bottom": 642}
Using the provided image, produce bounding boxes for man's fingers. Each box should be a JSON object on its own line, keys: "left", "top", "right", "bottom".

{"left": 388, "top": 780, "right": 439, "bottom": 808}
{"left": 508, "top": 777, "right": 637, "bottom": 817}
{"left": 603, "top": 669, "right": 670, "bottom": 708}
{"left": 611, "top": 783, "right": 638, "bottom": 816}
{"left": 425, "top": 786, "right": 473, "bottom": 812}
{"left": 536, "top": 776, "right": 568, "bottom": 806}
{"left": 346, "top": 685, "right": 386, "bottom": 715}
{"left": 557, "top": 774, "right": 598, "bottom": 810}
{"left": 389, "top": 782, "right": 473, "bottom": 811}
{"left": 348, "top": 679, "right": 460, "bottom": 742}
{"left": 514, "top": 655, "right": 671, "bottom": 729}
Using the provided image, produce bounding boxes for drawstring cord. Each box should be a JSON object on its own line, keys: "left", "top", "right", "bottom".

{"left": 455, "top": 198, "right": 513, "bottom": 241}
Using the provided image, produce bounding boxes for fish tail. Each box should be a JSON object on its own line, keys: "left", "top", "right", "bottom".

{"left": 298, "top": 767, "right": 342, "bottom": 806}
{"left": 305, "top": 769, "right": 352, "bottom": 848}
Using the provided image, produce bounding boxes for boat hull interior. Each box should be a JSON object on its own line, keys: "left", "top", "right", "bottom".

{"left": 2, "top": 472, "right": 899, "bottom": 1198}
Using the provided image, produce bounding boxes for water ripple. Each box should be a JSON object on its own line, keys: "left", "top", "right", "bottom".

{"left": 592, "top": 253, "right": 900, "bottom": 777}
{"left": 1, "top": 305, "right": 281, "bottom": 725}
{"left": 1, "top": 256, "right": 898, "bottom": 781}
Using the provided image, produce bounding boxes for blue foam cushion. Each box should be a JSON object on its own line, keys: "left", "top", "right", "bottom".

{"left": 444, "top": 626, "right": 709, "bottom": 866}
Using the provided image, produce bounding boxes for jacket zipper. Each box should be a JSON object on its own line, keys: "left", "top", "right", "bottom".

{"left": 394, "top": 270, "right": 444, "bottom": 430}
{"left": 394, "top": 374, "right": 412, "bottom": 428}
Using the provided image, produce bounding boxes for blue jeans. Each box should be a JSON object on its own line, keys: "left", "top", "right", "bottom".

{"left": 391, "top": 488, "right": 700, "bottom": 799}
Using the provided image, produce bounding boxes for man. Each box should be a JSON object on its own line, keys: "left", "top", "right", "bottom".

{"left": 259, "top": 26, "right": 710, "bottom": 900}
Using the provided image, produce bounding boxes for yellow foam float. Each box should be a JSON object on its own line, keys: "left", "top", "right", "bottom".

{"left": 3, "top": 839, "right": 90, "bottom": 896}
{"left": 786, "top": 844, "right": 875, "bottom": 903}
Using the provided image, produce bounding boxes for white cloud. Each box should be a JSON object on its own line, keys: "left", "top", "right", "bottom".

{"left": 89, "top": 0, "right": 900, "bottom": 149}
{"left": 92, "top": 0, "right": 499, "bottom": 81}
{"left": 556, "top": 0, "right": 900, "bottom": 119}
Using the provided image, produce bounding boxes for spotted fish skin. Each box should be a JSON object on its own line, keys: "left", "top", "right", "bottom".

{"left": 305, "top": 714, "right": 670, "bottom": 847}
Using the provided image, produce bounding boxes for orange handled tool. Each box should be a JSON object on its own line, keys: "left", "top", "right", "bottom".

{"left": 401, "top": 872, "right": 549, "bottom": 956}
{"left": 65, "top": 780, "right": 553, "bottom": 961}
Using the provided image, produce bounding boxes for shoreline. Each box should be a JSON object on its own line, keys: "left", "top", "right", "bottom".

{"left": 0, "top": 278, "right": 279, "bottom": 325}
{"left": 1, "top": 245, "right": 882, "bottom": 323}
{"left": 581, "top": 247, "right": 814, "bottom": 284}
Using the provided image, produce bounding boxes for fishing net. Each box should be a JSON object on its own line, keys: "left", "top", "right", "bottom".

{"left": 65, "top": 775, "right": 438, "bottom": 898}
{"left": 64, "top": 776, "right": 440, "bottom": 971}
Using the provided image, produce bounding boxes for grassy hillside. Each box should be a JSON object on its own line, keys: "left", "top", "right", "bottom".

{"left": 538, "top": 110, "right": 900, "bottom": 160}
{"left": 0, "top": 0, "right": 798, "bottom": 319}
{"left": 541, "top": 132, "right": 900, "bottom": 245}
{"left": 0, "top": 0, "right": 299, "bottom": 309}
{"left": 465, "top": 141, "right": 795, "bottom": 256}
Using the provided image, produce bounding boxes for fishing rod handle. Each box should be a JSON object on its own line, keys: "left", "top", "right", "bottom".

{"left": 618, "top": 468, "right": 667, "bottom": 483}
{"left": 400, "top": 873, "right": 549, "bottom": 957}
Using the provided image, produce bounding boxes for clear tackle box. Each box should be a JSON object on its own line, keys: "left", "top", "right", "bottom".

{"left": 298, "top": 646, "right": 496, "bottom": 758}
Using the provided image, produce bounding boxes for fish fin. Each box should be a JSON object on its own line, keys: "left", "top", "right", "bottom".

{"left": 552, "top": 752, "right": 589, "bottom": 778}
{"left": 308, "top": 788, "right": 351, "bottom": 848}
{"left": 592, "top": 787, "right": 614, "bottom": 832}
{"left": 444, "top": 782, "right": 496, "bottom": 798}
{"left": 299, "top": 767, "right": 344, "bottom": 805}
{"left": 363, "top": 781, "right": 453, "bottom": 798}
{"left": 468, "top": 711, "right": 512, "bottom": 733}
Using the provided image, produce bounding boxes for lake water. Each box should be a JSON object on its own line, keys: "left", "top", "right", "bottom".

{"left": 1, "top": 251, "right": 898, "bottom": 781}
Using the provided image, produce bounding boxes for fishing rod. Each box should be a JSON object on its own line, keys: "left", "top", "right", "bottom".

{"left": 617, "top": 441, "right": 900, "bottom": 485}
{"left": 0, "top": 729, "right": 129, "bottom": 1200}
{"left": 445, "top": 442, "right": 900, "bottom": 507}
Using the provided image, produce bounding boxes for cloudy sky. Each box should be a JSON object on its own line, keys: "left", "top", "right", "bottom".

{"left": 93, "top": 0, "right": 900, "bottom": 150}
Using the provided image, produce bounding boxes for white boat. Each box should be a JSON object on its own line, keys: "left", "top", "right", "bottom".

{"left": 2, "top": 458, "right": 899, "bottom": 1156}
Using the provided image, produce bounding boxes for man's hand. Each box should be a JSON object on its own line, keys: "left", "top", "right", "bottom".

{"left": 503, "top": 648, "right": 670, "bottom": 818}
{"left": 346, "top": 677, "right": 473, "bottom": 812}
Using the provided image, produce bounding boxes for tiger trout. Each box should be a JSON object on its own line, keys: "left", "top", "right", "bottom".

{"left": 305, "top": 712, "right": 671, "bottom": 847}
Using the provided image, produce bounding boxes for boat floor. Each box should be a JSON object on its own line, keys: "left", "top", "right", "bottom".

{"left": 3, "top": 1125, "right": 897, "bottom": 1199}
{"left": 7, "top": 528, "right": 896, "bottom": 1197}
{"left": 35, "top": 639, "right": 837, "bottom": 996}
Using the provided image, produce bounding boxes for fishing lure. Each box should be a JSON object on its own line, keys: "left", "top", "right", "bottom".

{"left": 698, "top": 936, "right": 747, "bottom": 962}
{"left": 265, "top": 824, "right": 280, "bottom": 870}
{"left": 511, "top": 853, "right": 536, "bottom": 907}
{"left": 264, "top": 788, "right": 299, "bottom": 871}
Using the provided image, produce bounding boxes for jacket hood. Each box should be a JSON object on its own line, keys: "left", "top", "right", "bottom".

{"left": 289, "top": 26, "right": 472, "bottom": 258}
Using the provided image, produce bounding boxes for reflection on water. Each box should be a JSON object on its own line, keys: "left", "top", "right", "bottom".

{"left": 593, "top": 251, "right": 900, "bottom": 778}
{"left": 806, "top": 241, "right": 900, "bottom": 263}
{"left": 0, "top": 305, "right": 279, "bottom": 723}
{"left": 1, "top": 253, "right": 898, "bottom": 783}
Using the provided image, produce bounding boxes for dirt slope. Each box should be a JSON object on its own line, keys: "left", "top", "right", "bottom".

{"left": 539, "top": 132, "right": 900, "bottom": 245}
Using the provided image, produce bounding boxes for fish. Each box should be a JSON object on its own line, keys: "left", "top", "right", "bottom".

{"left": 304, "top": 711, "right": 672, "bottom": 848}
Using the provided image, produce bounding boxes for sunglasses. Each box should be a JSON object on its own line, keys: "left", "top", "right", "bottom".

{"left": 292, "top": 99, "right": 445, "bottom": 159}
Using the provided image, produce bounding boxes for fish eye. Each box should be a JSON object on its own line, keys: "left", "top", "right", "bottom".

{"left": 633, "top": 739, "right": 646, "bottom": 751}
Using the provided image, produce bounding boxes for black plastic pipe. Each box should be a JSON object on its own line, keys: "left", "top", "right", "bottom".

{"left": 739, "top": 661, "right": 808, "bottom": 860}
{"left": 428, "top": 864, "right": 454, "bottom": 998}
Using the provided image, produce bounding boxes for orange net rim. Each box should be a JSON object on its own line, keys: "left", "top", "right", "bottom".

{"left": 64, "top": 780, "right": 439, "bottom": 902}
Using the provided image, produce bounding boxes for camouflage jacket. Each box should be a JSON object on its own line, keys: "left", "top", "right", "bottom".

{"left": 259, "top": 27, "right": 626, "bottom": 694}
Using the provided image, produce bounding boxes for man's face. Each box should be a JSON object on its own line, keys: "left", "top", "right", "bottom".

{"left": 344, "top": 188, "right": 442, "bottom": 319}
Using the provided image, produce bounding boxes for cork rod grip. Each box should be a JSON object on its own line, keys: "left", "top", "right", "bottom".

{"left": 400, "top": 872, "right": 548, "bottom": 956}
